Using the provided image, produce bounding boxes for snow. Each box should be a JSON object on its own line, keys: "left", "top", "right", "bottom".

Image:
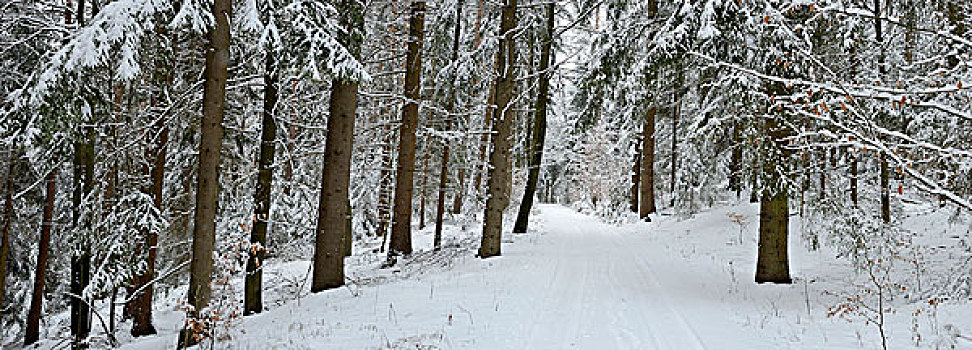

{"left": 19, "top": 203, "right": 970, "bottom": 349}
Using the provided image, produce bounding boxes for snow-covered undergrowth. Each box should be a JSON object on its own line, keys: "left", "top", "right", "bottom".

{"left": 16, "top": 203, "right": 972, "bottom": 349}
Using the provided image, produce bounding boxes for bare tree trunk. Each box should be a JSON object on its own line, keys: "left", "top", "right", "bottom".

{"left": 434, "top": 0, "right": 464, "bottom": 250}
{"left": 389, "top": 0, "right": 426, "bottom": 257}
{"left": 640, "top": 107, "right": 657, "bottom": 218}
{"left": 312, "top": 0, "right": 364, "bottom": 290}
{"left": 245, "top": 49, "right": 278, "bottom": 314}
{"left": 513, "top": 2, "right": 553, "bottom": 234}
{"left": 179, "top": 0, "right": 231, "bottom": 346}
{"left": 25, "top": 167, "right": 57, "bottom": 346}
{"left": 729, "top": 119, "right": 742, "bottom": 199}
{"left": 480, "top": 0, "right": 518, "bottom": 258}
{"left": 419, "top": 139, "right": 429, "bottom": 230}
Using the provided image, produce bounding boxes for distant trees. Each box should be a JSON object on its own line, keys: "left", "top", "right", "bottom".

{"left": 2, "top": 0, "right": 971, "bottom": 346}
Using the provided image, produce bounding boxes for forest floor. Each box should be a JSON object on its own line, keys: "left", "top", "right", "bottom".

{"left": 22, "top": 202, "right": 972, "bottom": 349}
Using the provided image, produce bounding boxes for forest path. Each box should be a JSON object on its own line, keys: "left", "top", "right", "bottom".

{"left": 123, "top": 204, "right": 782, "bottom": 349}
{"left": 515, "top": 205, "right": 711, "bottom": 350}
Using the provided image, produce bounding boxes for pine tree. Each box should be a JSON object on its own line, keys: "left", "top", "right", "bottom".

{"left": 513, "top": 1, "right": 554, "bottom": 234}
{"left": 180, "top": 0, "right": 232, "bottom": 346}
{"left": 480, "top": 0, "right": 518, "bottom": 258}
{"left": 390, "top": 0, "right": 427, "bottom": 257}
{"left": 312, "top": 0, "right": 365, "bottom": 291}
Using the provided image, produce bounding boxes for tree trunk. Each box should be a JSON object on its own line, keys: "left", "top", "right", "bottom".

{"left": 756, "top": 185, "right": 791, "bottom": 283}
{"left": 179, "top": 0, "right": 231, "bottom": 346}
{"left": 513, "top": 2, "right": 553, "bottom": 234}
{"left": 377, "top": 120, "right": 393, "bottom": 248}
{"left": 389, "top": 0, "right": 426, "bottom": 257}
{"left": 131, "top": 112, "right": 168, "bottom": 337}
{"left": 755, "top": 82, "right": 792, "bottom": 284}
{"left": 819, "top": 149, "right": 827, "bottom": 198}
{"left": 312, "top": 0, "right": 363, "bottom": 290}
{"left": 640, "top": 107, "right": 657, "bottom": 218}
{"left": 729, "top": 118, "right": 742, "bottom": 198}
{"left": 245, "top": 49, "right": 278, "bottom": 314}
{"left": 435, "top": 0, "right": 463, "bottom": 249}
{"left": 851, "top": 150, "right": 859, "bottom": 207}
{"left": 70, "top": 2, "right": 93, "bottom": 345}
{"left": 476, "top": 82, "right": 496, "bottom": 192}
{"left": 25, "top": 167, "right": 57, "bottom": 346}
{"left": 70, "top": 130, "right": 94, "bottom": 349}
{"left": 874, "top": 0, "right": 891, "bottom": 224}
{"left": 630, "top": 144, "right": 640, "bottom": 213}
{"left": 669, "top": 69, "right": 683, "bottom": 209}
{"left": 419, "top": 139, "right": 429, "bottom": 230}
{"left": 480, "top": 0, "right": 518, "bottom": 258}
{"left": 131, "top": 24, "right": 174, "bottom": 337}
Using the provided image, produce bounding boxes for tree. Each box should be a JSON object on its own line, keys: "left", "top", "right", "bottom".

{"left": 640, "top": 106, "right": 657, "bottom": 218}
{"left": 245, "top": 48, "right": 278, "bottom": 313}
{"left": 180, "top": 0, "right": 232, "bottom": 346}
{"left": 434, "top": 0, "right": 464, "bottom": 250}
{"left": 25, "top": 167, "right": 57, "bottom": 346}
{"left": 513, "top": 2, "right": 554, "bottom": 234}
{"left": 312, "top": 0, "right": 365, "bottom": 291}
{"left": 390, "top": 0, "right": 427, "bottom": 257}
{"left": 480, "top": 0, "right": 518, "bottom": 258}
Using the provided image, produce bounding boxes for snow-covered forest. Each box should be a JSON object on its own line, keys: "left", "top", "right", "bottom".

{"left": 1, "top": 0, "right": 971, "bottom": 348}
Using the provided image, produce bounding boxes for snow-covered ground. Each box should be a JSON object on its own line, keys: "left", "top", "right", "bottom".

{"left": 17, "top": 202, "right": 972, "bottom": 349}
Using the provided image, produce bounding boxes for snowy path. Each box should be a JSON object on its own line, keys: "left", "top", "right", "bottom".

{"left": 125, "top": 204, "right": 807, "bottom": 349}
{"left": 514, "top": 206, "right": 708, "bottom": 350}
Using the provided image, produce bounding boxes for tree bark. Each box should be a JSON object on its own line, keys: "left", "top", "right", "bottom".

{"left": 640, "top": 107, "right": 657, "bottom": 218}
{"left": 245, "top": 49, "right": 278, "bottom": 314}
{"left": 180, "top": 0, "right": 231, "bottom": 346}
{"left": 513, "top": 2, "right": 553, "bottom": 234}
{"left": 25, "top": 167, "right": 57, "bottom": 346}
{"left": 480, "top": 0, "right": 518, "bottom": 258}
{"left": 312, "top": 0, "right": 363, "bottom": 290}
{"left": 389, "top": 0, "right": 426, "bottom": 257}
